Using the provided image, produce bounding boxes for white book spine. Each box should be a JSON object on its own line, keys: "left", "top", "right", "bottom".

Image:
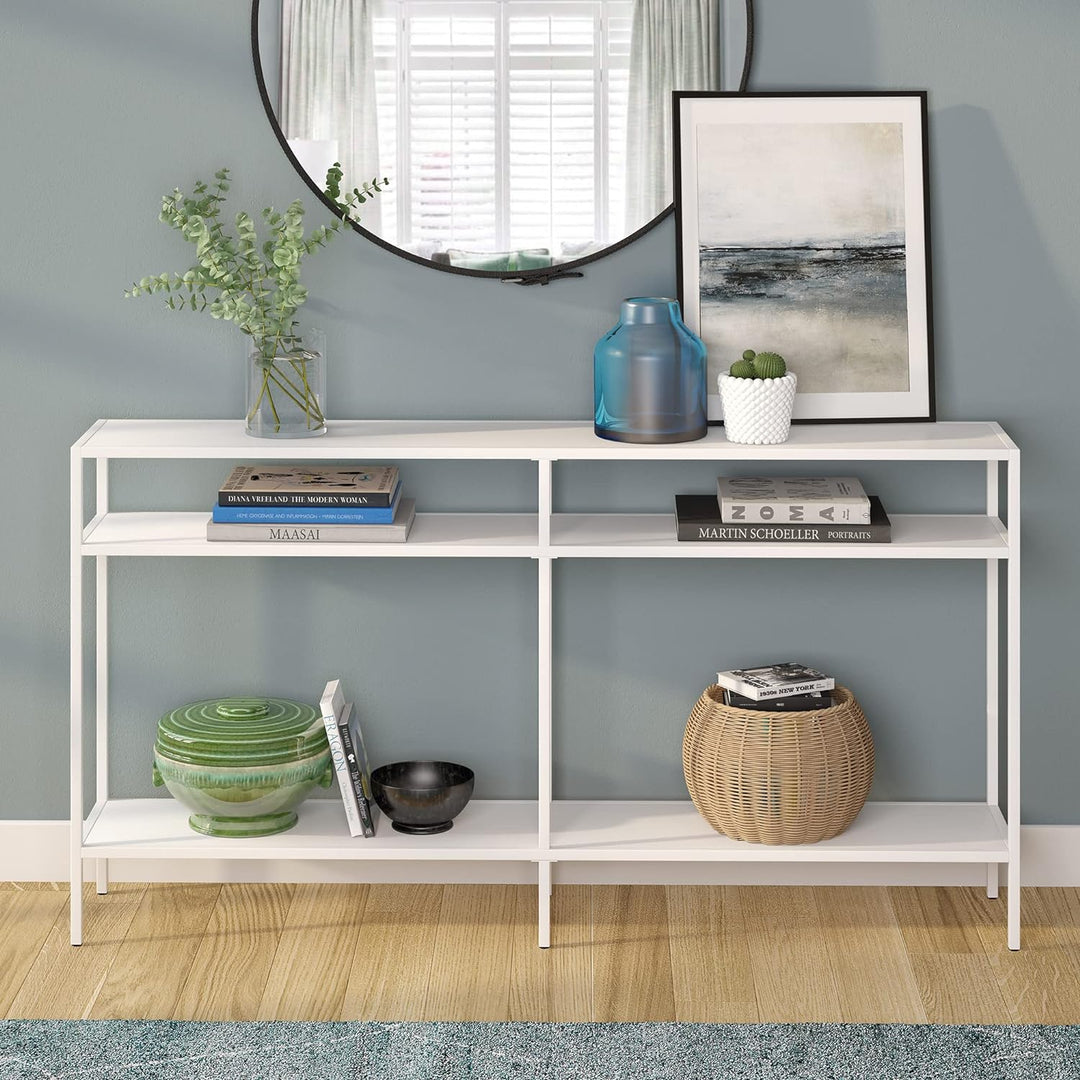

{"left": 321, "top": 711, "right": 364, "bottom": 837}
{"left": 714, "top": 673, "right": 835, "bottom": 701}
{"left": 718, "top": 499, "right": 872, "bottom": 525}
{"left": 717, "top": 477, "right": 871, "bottom": 524}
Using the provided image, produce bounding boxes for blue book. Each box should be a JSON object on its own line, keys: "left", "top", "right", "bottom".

{"left": 212, "top": 484, "right": 402, "bottom": 524}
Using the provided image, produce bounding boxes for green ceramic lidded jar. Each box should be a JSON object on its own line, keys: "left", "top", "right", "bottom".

{"left": 152, "top": 696, "right": 333, "bottom": 837}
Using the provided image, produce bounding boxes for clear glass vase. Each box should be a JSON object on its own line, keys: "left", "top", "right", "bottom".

{"left": 245, "top": 328, "right": 327, "bottom": 438}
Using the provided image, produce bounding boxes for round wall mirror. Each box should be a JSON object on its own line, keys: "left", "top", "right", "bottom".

{"left": 252, "top": 0, "right": 742, "bottom": 280}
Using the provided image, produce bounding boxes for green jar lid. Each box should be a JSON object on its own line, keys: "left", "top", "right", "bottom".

{"left": 154, "top": 697, "right": 328, "bottom": 767}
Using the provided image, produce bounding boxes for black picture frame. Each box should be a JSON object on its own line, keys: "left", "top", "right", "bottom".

{"left": 674, "top": 90, "right": 936, "bottom": 423}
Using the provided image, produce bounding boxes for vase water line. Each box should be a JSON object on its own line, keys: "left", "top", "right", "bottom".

{"left": 245, "top": 328, "right": 326, "bottom": 438}
{"left": 594, "top": 297, "right": 707, "bottom": 443}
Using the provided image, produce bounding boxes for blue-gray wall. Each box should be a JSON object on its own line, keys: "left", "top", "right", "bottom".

{"left": 2, "top": 2, "right": 1077, "bottom": 821}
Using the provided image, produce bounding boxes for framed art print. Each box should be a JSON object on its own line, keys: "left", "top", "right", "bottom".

{"left": 674, "top": 91, "right": 935, "bottom": 423}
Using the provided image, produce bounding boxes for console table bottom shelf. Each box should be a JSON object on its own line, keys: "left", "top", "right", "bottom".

{"left": 79, "top": 798, "right": 1009, "bottom": 864}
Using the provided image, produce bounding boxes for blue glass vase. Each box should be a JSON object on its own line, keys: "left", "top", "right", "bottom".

{"left": 594, "top": 297, "right": 707, "bottom": 443}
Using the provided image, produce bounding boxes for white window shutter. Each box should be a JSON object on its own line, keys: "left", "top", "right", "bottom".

{"left": 375, "top": 0, "right": 632, "bottom": 258}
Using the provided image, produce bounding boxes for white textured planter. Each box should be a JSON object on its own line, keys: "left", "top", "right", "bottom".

{"left": 718, "top": 372, "right": 798, "bottom": 445}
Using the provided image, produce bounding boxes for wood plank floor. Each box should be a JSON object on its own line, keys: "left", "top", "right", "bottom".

{"left": 2, "top": 883, "right": 1077, "bottom": 1023}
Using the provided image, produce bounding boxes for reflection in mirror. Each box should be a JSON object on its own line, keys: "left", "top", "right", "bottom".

{"left": 262, "top": 0, "right": 719, "bottom": 271}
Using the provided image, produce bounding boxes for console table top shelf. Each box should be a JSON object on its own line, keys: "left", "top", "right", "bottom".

{"left": 74, "top": 419, "right": 1019, "bottom": 461}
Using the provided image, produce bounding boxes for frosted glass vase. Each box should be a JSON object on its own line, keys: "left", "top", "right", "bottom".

{"left": 594, "top": 297, "right": 707, "bottom": 443}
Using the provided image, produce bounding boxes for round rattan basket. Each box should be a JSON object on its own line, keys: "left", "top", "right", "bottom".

{"left": 683, "top": 685, "right": 874, "bottom": 844}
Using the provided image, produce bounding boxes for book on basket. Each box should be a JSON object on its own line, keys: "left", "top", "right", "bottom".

{"left": 717, "top": 476, "right": 871, "bottom": 524}
{"left": 675, "top": 494, "right": 891, "bottom": 543}
{"left": 207, "top": 498, "right": 415, "bottom": 542}
{"left": 722, "top": 688, "right": 833, "bottom": 711}
{"left": 319, "top": 679, "right": 377, "bottom": 837}
{"left": 211, "top": 483, "right": 402, "bottom": 524}
{"left": 714, "top": 662, "right": 835, "bottom": 702}
{"left": 219, "top": 464, "right": 400, "bottom": 507}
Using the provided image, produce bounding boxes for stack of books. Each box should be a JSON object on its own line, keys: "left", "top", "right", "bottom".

{"left": 206, "top": 464, "right": 415, "bottom": 542}
{"left": 675, "top": 475, "right": 891, "bottom": 544}
{"left": 715, "top": 662, "right": 835, "bottom": 712}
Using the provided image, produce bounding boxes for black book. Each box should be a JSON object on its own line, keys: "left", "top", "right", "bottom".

{"left": 723, "top": 688, "right": 834, "bottom": 711}
{"left": 338, "top": 703, "right": 378, "bottom": 838}
{"left": 676, "top": 494, "right": 891, "bottom": 543}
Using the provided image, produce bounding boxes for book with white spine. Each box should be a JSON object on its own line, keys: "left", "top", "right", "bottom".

{"left": 714, "top": 662, "right": 835, "bottom": 702}
{"left": 717, "top": 476, "right": 871, "bottom": 524}
{"left": 320, "top": 679, "right": 364, "bottom": 837}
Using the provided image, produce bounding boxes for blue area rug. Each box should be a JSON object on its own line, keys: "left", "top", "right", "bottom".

{"left": 1, "top": 1020, "right": 1079, "bottom": 1079}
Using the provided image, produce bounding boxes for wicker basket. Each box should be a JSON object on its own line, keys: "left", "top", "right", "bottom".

{"left": 683, "top": 685, "right": 874, "bottom": 844}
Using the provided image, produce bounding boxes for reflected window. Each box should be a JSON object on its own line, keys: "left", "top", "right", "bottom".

{"left": 278, "top": 0, "right": 718, "bottom": 270}
{"left": 369, "top": 0, "right": 632, "bottom": 260}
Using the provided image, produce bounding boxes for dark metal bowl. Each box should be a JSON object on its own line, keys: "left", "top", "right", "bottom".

{"left": 370, "top": 760, "right": 475, "bottom": 835}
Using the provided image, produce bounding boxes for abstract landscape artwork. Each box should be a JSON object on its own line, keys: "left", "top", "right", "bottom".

{"left": 674, "top": 93, "right": 934, "bottom": 422}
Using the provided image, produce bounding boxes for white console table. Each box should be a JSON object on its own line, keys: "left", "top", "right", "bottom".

{"left": 70, "top": 419, "right": 1021, "bottom": 948}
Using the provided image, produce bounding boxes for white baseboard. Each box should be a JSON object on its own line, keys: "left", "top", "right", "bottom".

{"left": 1, "top": 821, "right": 68, "bottom": 882}
{"left": 5, "top": 821, "right": 1080, "bottom": 887}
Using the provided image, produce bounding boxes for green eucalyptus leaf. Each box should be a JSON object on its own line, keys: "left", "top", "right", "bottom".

{"left": 128, "top": 166, "right": 384, "bottom": 339}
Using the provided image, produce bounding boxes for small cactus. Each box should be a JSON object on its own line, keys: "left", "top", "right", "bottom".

{"left": 729, "top": 348, "right": 789, "bottom": 379}
{"left": 752, "top": 351, "right": 787, "bottom": 379}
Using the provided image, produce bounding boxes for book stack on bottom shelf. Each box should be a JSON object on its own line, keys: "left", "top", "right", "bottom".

{"left": 676, "top": 475, "right": 891, "bottom": 544}
{"left": 206, "top": 463, "right": 415, "bottom": 542}
{"left": 714, "top": 661, "right": 836, "bottom": 708}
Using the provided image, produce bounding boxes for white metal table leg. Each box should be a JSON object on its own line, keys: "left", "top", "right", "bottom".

{"left": 537, "top": 551, "right": 552, "bottom": 867}
{"left": 94, "top": 458, "right": 110, "bottom": 896}
{"left": 1007, "top": 453, "right": 1021, "bottom": 949}
{"left": 537, "top": 460, "right": 554, "bottom": 949}
{"left": 69, "top": 447, "right": 84, "bottom": 945}
{"left": 985, "top": 462, "right": 999, "bottom": 900}
{"left": 538, "top": 861, "right": 552, "bottom": 948}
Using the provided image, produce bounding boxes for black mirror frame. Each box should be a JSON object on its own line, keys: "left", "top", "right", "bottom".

{"left": 250, "top": 0, "right": 752, "bottom": 283}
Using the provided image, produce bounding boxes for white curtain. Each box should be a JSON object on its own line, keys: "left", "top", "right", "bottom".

{"left": 281, "top": 0, "right": 382, "bottom": 232}
{"left": 624, "top": 0, "right": 719, "bottom": 233}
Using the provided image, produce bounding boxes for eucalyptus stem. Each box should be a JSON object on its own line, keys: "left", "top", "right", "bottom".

{"left": 247, "top": 356, "right": 324, "bottom": 432}
{"left": 290, "top": 357, "right": 322, "bottom": 428}
{"left": 265, "top": 378, "right": 282, "bottom": 429}
{"left": 267, "top": 359, "right": 320, "bottom": 412}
